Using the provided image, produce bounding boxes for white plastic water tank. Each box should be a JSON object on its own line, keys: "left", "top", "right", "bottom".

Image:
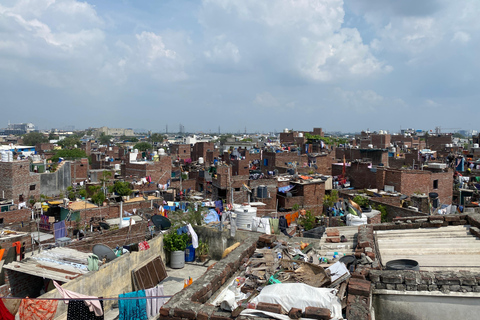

{"left": 7, "top": 151, "right": 13, "bottom": 162}
{"left": 134, "top": 149, "right": 139, "bottom": 154}
{"left": 234, "top": 205, "right": 258, "bottom": 231}
{"left": 298, "top": 132, "right": 303, "bottom": 137}
{"left": 198, "top": 157, "right": 204, "bottom": 164}
{"left": 284, "top": 128, "right": 289, "bottom": 133}
{"left": 114, "top": 164, "right": 121, "bottom": 171}
{"left": 474, "top": 144, "right": 479, "bottom": 148}
{"left": 153, "top": 151, "right": 158, "bottom": 155}
{"left": 158, "top": 149, "right": 165, "bottom": 155}
{"left": 0, "top": 151, "right": 6, "bottom": 162}
{"left": 368, "top": 144, "right": 373, "bottom": 149}
{"left": 109, "top": 147, "right": 113, "bottom": 151}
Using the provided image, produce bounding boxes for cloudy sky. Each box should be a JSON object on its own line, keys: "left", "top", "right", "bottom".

{"left": 1, "top": 0, "right": 479, "bottom": 133}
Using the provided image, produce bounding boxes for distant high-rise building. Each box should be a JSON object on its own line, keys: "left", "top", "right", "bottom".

{"left": 0, "top": 122, "right": 35, "bottom": 135}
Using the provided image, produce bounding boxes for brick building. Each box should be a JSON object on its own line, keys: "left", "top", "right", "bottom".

{"left": 335, "top": 147, "right": 389, "bottom": 166}
{"left": 277, "top": 178, "right": 326, "bottom": 215}
{"left": 70, "top": 158, "right": 89, "bottom": 183}
{"left": 0, "top": 160, "right": 40, "bottom": 203}
{"left": 170, "top": 144, "right": 191, "bottom": 161}
{"left": 426, "top": 134, "right": 453, "bottom": 151}
{"left": 191, "top": 142, "right": 215, "bottom": 162}
{"left": 121, "top": 155, "right": 172, "bottom": 185}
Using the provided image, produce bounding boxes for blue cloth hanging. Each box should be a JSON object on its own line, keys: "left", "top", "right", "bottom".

{"left": 119, "top": 290, "right": 147, "bottom": 320}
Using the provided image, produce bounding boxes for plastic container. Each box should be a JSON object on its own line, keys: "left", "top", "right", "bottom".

{"left": 185, "top": 245, "right": 195, "bottom": 262}
{"left": 171, "top": 251, "right": 185, "bottom": 269}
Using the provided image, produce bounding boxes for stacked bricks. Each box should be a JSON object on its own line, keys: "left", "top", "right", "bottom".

{"left": 355, "top": 225, "right": 376, "bottom": 262}
{"left": 369, "top": 270, "right": 480, "bottom": 293}
{"left": 325, "top": 228, "right": 340, "bottom": 243}
{"left": 372, "top": 214, "right": 469, "bottom": 231}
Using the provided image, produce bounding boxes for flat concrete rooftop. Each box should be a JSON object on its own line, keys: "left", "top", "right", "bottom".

{"left": 376, "top": 225, "right": 480, "bottom": 272}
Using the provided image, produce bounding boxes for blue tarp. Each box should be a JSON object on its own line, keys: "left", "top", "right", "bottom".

{"left": 278, "top": 185, "right": 294, "bottom": 193}
{"left": 204, "top": 209, "right": 220, "bottom": 224}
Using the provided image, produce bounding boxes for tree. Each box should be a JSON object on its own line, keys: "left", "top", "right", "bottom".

{"left": 50, "top": 149, "right": 88, "bottom": 162}
{"left": 150, "top": 133, "right": 164, "bottom": 143}
{"left": 89, "top": 185, "right": 105, "bottom": 206}
{"left": 112, "top": 181, "right": 132, "bottom": 197}
{"left": 98, "top": 132, "right": 112, "bottom": 145}
{"left": 23, "top": 132, "right": 48, "bottom": 146}
{"left": 48, "top": 131, "right": 59, "bottom": 140}
{"left": 58, "top": 136, "right": 82, "bottom": 149}
{"left": 134, "top": 142, "right": 152, "bottom": 151}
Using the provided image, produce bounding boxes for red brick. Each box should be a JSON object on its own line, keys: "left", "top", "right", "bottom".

{"left": 197, "top": 311, "right": 209, "bottom": 320}
{"left": 160, "top": 307, "right": 170, "bottom": 317}
{"left": 348, "top": 278, "right": 371, "bottom": 297}
{"left": 174, "top": 308, "right": 196, "bottom": 319}
{"left": 366, "top": 251, "right": 375, "bottom": 260}
{"left": 257, "top": 302, "right": 283, "bottom": 314}
{"left": 304, "top": 307, "right": 331, "bottom": 320}
{"left": 326, "top": 237, "right": 340, "bottom": 243}
{"left": 288, "top": 308, "right": 303, "bottom": 319}
{"left": 326, "top": 228, "right": 339, "bottom": 236}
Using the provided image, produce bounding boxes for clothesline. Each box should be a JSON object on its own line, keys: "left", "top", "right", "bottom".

{"left": 0, "top": 295, "right": 172, "bottom": 301}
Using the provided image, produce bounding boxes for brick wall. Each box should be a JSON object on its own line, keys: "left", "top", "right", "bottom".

{"left": 70, "top": 158, "right": 89, "bottom": 183}
{"left": 67, "top": 222, "right": 149, "bottom": 253}
{"left": 0, "top": 160, "right": 40, "bottom": 203}
{"left": 0, "top": 208, "right": 32, "bottom": 226}
{"left": 122, "top": 155, "right": 171, "bottom": 185}
{"left": 170, "top": 144, "right": 191, "bottom": 160}
{"left": 191, "top": 142, "right": 215, "bottom": 162}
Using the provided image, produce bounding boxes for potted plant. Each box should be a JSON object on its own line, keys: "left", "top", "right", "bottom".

{"left": 163, "top": 232, "right": 189, "bottom": 269}
{"left": 197, "top": 241, "right": 209, "bottom": 262}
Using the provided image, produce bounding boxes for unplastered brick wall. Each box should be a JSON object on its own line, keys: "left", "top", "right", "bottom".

{"left": 66, "top": 222, "right": 149, "bottom": 253}
{"left": 75, "top": 199, "right": 162, "bottom": 223}
{"left": 369, "top": 270, "right": 480, "bottom": 293}
{"left": 373, "top": 214, "right": 468, "bottom": 231}
{"left": 0, "top": 208, "right": 32, "bottom": 226}
{"left": 159, "top": 239, "right": 258, "bottom": 320}
{"left": 5, "top": 269, "right": 44, "bottom": 297}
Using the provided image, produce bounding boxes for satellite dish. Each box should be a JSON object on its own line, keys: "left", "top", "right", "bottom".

{"left": 99, "top": 222, "right": 110, "bottom": 230}
{"left": 400, "top": 195, "right": 408, "bottom": 200}
{"left": 151, "top": 215, "right": 171, "bottom": 230}
{"left": 93, "top": 244, "right": 117, "bottom": 262}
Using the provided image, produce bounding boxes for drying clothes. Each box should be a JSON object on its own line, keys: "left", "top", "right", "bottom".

{"left": 12, "top": 242, "right": 21, "bottom": 255}
{"left": 278, "top": 216, "right": 292, "bottom": 238}
{"left": 2, "top": 298, "right": 20, "bottom": 317}
{"left": 138, "top": 241, "right": 150, "bottom": 251}
{"left": 53, "top": 281, "right": 103, "bottom": 316}
{"left": 269, "top": 218, "right": 279, "bottom": 234}
{"left": 145, "top": 285, "right": 164, "bottom": 318}
{"left": 0, "top": 299, "right": 14, "bottom": 320}
{"left": 18, "top": 299, "right": 58, "bottom": 320}
{"left": 67, "top": 300, "right": 104, "bottom": 320}
{"left": 88, "top": 254, "right": 99, "bottom": 271}
{"left": 54, "top": 220, "right": 66, "bottom": 239}
{"left": 119, "top": 290, "right": 147, "bottom": 320}
{"left": 186, "top": 224, "right": 198, "bottom": 249}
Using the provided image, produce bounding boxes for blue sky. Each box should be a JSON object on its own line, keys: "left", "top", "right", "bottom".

{"left": 0, "top": 0, "right": 479, "bottom": 133}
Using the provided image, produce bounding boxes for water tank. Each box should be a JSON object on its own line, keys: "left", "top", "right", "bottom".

{"left": 298, "top": 132, "right": 303, "bottom": 138}
{"left": 474, "top": 144, "right": 479, "bottom": 148}
{"left": 109, "top": 147, "right": 113, "bottom": 151}
{"left": 134, "top": 149, "right": 139, "bottom": 154}
{"left": 198, "top": 157, "right": 204, "bottom": 164}
{"left": 234, "top": 205, "right": 257, "bottom": 231}
{"left": 114, "top": 164, "right": 121, "bottom": 171}
{"left": 368, "top": 144, "right": 373, "bottom": 149}
{"left": 0, "top": 151, "right": 6, "bottom": 162}
{"left": 257, "top": 185, "right": 268, "bottom": 198}
{"left": 8, "top": 151, "right": 13, "bottom": 162}
{"left": 158, "top": 149, "right": 165, "bottom": 155}
{"left": 153, "top": 151, "right": 158, "bottom": 155}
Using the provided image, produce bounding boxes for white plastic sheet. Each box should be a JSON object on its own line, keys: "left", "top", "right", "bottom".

{"left": 244, "top": 283, "right": 343, "bottom": 320}
{"left": 346, "top": 213, "right": 367, "bottom": 226}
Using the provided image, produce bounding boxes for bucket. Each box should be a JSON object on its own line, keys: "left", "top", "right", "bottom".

{"left": 185, "top": 245, "right": 195, "bottom": 262}
{"left": 170, "top": 250, "right": 185, "bottom": 269}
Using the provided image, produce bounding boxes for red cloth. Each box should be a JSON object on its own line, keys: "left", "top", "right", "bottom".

{"left": 0, "top": 299, "right": 14, "bottom": 320}
{"left": 12, "top": 242, "right": 21, "bottom": 255}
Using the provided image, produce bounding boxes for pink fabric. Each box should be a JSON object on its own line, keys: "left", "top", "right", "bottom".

{"left": 53, "top": 281, "right": 103, "bottom": 316}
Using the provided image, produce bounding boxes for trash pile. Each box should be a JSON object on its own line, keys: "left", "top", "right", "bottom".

{"left": 211, "top": 235, "right": 356, "bottom": 319}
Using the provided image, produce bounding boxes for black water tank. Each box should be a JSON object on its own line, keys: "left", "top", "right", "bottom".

{"left": 386, "top": 259, "right": 419, "bottom": 271}
{"left": 257, "top": 185, "right": 268, "bottom": 198}
{"left": 429, "top": 192, "right": 438, "bottom": 199}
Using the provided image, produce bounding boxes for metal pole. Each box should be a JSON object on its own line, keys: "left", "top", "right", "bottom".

{"left": 120, "top": 201, "right": 123, "bottom": 228}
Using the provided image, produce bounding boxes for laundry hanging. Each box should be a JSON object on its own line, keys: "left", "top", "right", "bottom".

{"left": 118, "top": 290, "right": 147, "bottom": 320}
{"left": 144, "top": 285, "right": 164, "bottom": 319}
{"left": 18, "top": 299, "right": 58, "bottom": 320}
{"left": 53, "top": 281, "right": 103, "bottom": 316}
{"left": 67, "top": 299, "right": 104, "bottom": 320}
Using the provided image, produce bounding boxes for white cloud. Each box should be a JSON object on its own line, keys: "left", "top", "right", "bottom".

{"left": 332, "top": 88, "right": 405, "bottom": 113}
{"left": 452, "top": 31, "right": 471, "bottom": 44}
{"left": 254, "top": 92, "right": 280, "bottom": 108}
{"left": 200, "top": 0, "right": 390, "bottom": 82}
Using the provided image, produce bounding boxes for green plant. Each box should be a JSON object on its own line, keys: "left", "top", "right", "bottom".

{"left": 375, "top": 204, "right": 388, "bottom": 223}
{"left": 298, "top": 210, "right": 316, "bottom": 231}
{"left": 197, "top": 241, "right": 209, "bottom": 256}
{"left": 353, "top": 195, "right": 369, "bottom": 208}
{"left": 292, "top": 203, "right": 300, "bottom": 211}
{"left": 323, "top": 190, "right": 339, "bottom": 208}
{"left": 112, "top": 181, "right": 132, "bottom": 197}
{"left": 163, "top": 232, "right": 189, "bottom": 252}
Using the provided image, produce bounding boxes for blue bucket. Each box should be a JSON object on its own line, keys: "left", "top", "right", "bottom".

{"left": 185, "top": 244, "right": 195, "bottom": 262}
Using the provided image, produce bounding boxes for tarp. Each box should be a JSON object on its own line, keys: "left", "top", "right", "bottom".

{"left": 204, "top": 209, "right": 220, "bottom": 224}
{"left": 346, "top": 213, "right": 367, "bottom": 226}
{"left": 278, "top": 185, "right": 294, "bottom": 193}
{"left": 243, "top": 283, "right": 343, "bottom": 320}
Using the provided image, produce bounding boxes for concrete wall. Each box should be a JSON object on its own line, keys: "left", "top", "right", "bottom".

{"left": 40, "top": 234, "right": 165, "bottom": 318}
{"left": 40, "top": 162, "right": 71, "bottom": 196}
{"left": 374, "top": 291, "right": 480, "bottom": 320}
{"left": 193, "top": 227, "right": 256, "bottom": 260}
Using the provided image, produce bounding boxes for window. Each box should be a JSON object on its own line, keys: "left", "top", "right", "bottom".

{"left": 183, "top": 150, "right": 186, "bottom": 153}
{"left": 30, "top": 184, "right": 36, "bottom": 191}
{"left": 234, "top": 188, "right": 241, "bottom": 191}
{"left": 433, "top": 180, "right": 438, "bottom": 189}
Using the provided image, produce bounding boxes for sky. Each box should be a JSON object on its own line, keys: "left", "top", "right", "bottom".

{"left": 1, "top": 0, "right": 479, "bottom": 134}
